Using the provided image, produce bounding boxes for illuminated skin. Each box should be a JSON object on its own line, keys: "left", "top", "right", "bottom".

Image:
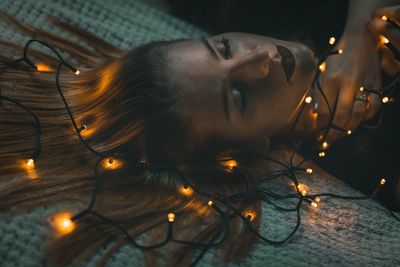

{"left": 167, "top": 33, "right": 317, "bottom": 144}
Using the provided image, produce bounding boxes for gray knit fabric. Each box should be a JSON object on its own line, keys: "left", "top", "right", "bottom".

{"left": 1, "top": 0, "right": 399, "bottom": 267}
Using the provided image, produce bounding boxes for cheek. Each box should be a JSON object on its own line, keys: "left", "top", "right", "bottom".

{"left": 252, "top": 87, "right": 304, "bottom": 132}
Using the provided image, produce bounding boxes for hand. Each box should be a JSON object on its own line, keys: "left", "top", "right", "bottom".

{"left": 297, "top": 28, "right": 382, "bottom": 145}
{"left": 367, "top": 5, "right": 400, "bottom": 78}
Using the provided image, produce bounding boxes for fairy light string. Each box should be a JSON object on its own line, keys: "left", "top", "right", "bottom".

{"left": 1, "top": 27, "right": 400, "bottom": 267}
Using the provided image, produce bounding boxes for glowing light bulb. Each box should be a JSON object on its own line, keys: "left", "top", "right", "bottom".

{"left": 168, "top": 213, "right": 175, "bottom": 222}
{"left": 208, "top": 200, "right": 214, "bottom": 207}
{"left": 245, "top": 211, "right": 256, "bottom": 221}
{"left": 338, "top": 49, "right": 343, "bottom": 54}
{"left": 319, "top": 151, "right": 326, "bottom": 157}
{"left": 312, "top": 112, "right": 318, "bottom": 120}
{"left": 382, "top": 97, "right": 389, "bottom": 103}
{"left": 305, "top": 96, "right": 313, "bottom": 103}
{"left": 322, "top": 141, "right": 329, "bottom": 149}
{"left": 359, "top": 86, "right": 364, "bottom": 92}
{"left": 223, "top": 159, "right": 238, "bottom": 170}
{"left": 26, "top": 158, "right": 35, "bottom": 168}
{"left": 315, "top": 197, "right": 321, "bottom": 203}
{"left": 36, "top": 63, "right": 52, "bottom": 72}
{"left": 329, "top": 37, "right": 336, "bottom": 45}
{"left": 306, "top": 168, "right": 313, "bottom": 174}
{"left": 301, "top": 190, "right": 307, "bottom": 196}
{"left": 380, "top": 36, "right": 389, "bottom": 45}
{"left": 319, "top": 62, "right": 327, "bottom": 72}
{"left": 74, "top": 69, "right": 80, "bottom": 75}
{"left": 180, "top": 184, "right": 193, "bottom": 197}
{"left": 382, "top": 15, "right": 388, "bottom": 21}
{"left": 346, "top": 129, "right": 352, "bottom": 135}
{"left": 311, "top": 201, "right": 318, "bottom": 208}
{"left": 380, "top": 178, "right": 386, "bottom": 185}
{"left": 53, "top": 212, "right": 75, "bottom": 235}
{"left": 103, "top": 157, "right": 122, "bottom": 170}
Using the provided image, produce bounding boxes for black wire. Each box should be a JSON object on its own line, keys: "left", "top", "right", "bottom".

{"left": 1, "top": 38, "right": 399, "bottom": 267}
{"left": 0, "top": 95, "right": 41, "bottom": 159}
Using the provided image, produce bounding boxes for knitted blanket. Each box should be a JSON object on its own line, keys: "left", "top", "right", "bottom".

{"left": 0, "top": 0, "right": 399, "bottom": 266}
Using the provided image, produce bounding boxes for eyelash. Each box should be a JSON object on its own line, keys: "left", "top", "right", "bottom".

{"left": 221, "top": 36, "right": 231, "bottom": 59}
{"left": 220, "top": 37, "right": 249, "bottom": 113}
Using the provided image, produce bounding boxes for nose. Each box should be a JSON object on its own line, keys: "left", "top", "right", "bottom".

{"left": 227, "top": 46, "right": 271, "bottom": 80}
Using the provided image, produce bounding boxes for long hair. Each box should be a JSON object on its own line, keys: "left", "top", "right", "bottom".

{"left": 0, "top": 12, "right": 274, "bottom": 267}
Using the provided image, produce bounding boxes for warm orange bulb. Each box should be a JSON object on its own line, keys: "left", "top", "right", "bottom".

{"left": 301, "top": 190, "right": 308, "bottom": 197}
{"left": 346, "top": 129, "right": 352, "bottom": 135}
{"left": 305, "top": 96, "right": 312, "bottom": 103}
{"left": 382, "top": 15, "right": 388, "bottom": 21}
{"left": 319, "top": 62, "right": 327, "bottom": 72}
{"left": 338, "top": 49, "right": 343, "bottom": 54}
{"left": 222, "top": 159, "right": 238, "bottom": 170}
{"left": 180, "top": 185, "right": 193, "bottom": 197}
{"left": 312, "top": 112, "right": 318, "bottom": 120}
{"left": 26, "top": 158, "right": 35, "bottom": 169}
{"left": 322, "top": 141, "right": 329, "bottom": 149}
{"left": 311, "top": 201, "right": 318, "bottom": 208}
{"left": 36, "top": 63, "right": 52, "bottom": 72}
{"left": 359, "top": 86, "right": 364, "bottom": 92}
{"left": 319, "top": 151, "right": 326, "bottom": 157}
{"left": 329, "top": 37, "right": 336, "bottom": 45}
{"left": 380, "top": 36, "right": 389, "bottom": 45}
{"left": 380, "top": 178, "right": 386, "bottom": 185}
{"left": 75, "top": 69, "right": 80, "bottom": 75}
{"left": 315, "top": 197, "right": 321, "bottom": 203}
{"left": 102, "top": 157, "right": 122, "bottom": 170}
{"left": 168, "top": 213, "right": 175, "bottom": 222}
{"left": 245, "top": 211, "right": 256, "bottom": 221}
{"left": 53, "top": 212, "right": 75, "bottom": 235}
{"left": 208, "top": 200, "right": 214, "bottom": 207}
{"left": 306, "top": 168, "right": 313, "bottom": 174}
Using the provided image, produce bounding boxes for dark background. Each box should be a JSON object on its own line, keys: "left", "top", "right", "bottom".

{"left": 167, "top": 0, "right": 348, "bottom": 54}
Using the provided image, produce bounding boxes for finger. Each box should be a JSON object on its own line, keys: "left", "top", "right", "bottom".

{"left": 364, "top": 93, "right": 381, "bottom": 121}
{"left": 345, "top": 99, "right": 368, "bottom": 133}
{"left": 314, "top": 73, "right": 339, "bottom": 129}
{"left": 367, "top": 18, "right": 400, "bottom": 52}
{"left": 372, "top": 5, "right": 400, "bottom": 25}
{"left": 325, "top": 83, "right": 356, "bottom": 143}
{"left": 379, "top": 45, "right": 400, "bottom": 77}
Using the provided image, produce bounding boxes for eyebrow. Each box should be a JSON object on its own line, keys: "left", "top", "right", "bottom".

{"left": 200, "top": 37, "right": 231, "bottom": 123}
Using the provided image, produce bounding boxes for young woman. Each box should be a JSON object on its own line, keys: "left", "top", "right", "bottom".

{"left": 0, "top": 2, "right": 399, "bottom": 267}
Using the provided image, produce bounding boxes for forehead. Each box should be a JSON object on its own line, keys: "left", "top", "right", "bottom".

{"left": 166, "top": 40, "right": 228, "bottom": 138}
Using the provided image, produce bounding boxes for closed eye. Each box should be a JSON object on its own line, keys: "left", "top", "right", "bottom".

{"left": 232, "top": 82, "right": 249, "bottom": 116}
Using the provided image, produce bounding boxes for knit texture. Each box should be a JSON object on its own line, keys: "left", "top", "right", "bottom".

{"left": 0, "top": 0, "right": 399, "bottom": 266}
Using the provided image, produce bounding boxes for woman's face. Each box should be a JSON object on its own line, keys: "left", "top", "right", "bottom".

{"left": 167, "top": 33, "right": 317, "bottom": 144}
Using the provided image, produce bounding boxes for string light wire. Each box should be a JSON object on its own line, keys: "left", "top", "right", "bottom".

{"left": 0, "top": 36, "right": 399, "bottom": 267}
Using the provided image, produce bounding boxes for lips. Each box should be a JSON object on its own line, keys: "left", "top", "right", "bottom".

{"left": 277, "top": 45, "right": 295, "bottom": 82}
